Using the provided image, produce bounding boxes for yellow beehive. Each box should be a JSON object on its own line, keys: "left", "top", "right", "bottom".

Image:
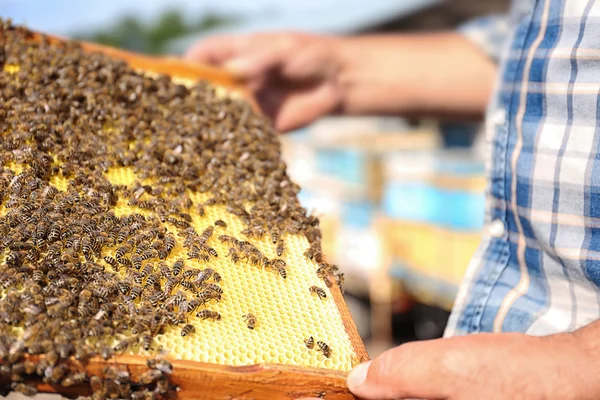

{"left": 0, "top": 20, "right": 366, "bottom": 400}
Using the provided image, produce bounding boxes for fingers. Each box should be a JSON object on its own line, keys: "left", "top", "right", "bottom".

{"left": 347, "top": 340, "right": 453, "bottom": 399}
{"left": 185, "top": 33, "right": 300, "bottom": 79}
{"left": 184, "top": 34, "right": 240, "bottom": 65}
{"left": 265, "top": 82, "right": 341, "bottom": 132}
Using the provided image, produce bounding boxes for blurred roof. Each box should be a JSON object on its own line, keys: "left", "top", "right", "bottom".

{"left": 167, "top": 0, "right": 441, "bottom": 54}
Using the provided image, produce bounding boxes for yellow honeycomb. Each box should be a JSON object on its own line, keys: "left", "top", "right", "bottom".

{"left": 1, "top": 162, "right": 357, "bottom": 371}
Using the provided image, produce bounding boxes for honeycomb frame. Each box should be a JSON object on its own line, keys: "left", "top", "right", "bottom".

{"left": 1, "top": 30, "right": 368, "bottom": 400}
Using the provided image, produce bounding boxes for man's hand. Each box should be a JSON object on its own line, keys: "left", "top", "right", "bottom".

{"left": 186, "top": 32, "right": 497, "bottom": 132}
{"left": 186, "top": 32, "right": 346, "bottom": 132}
{"left": 299, "top": 332, "right": 600, "bottom": 400}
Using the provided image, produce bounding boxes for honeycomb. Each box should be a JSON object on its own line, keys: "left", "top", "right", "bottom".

{"left": 0, "top": 19, "right": 360, "bottom": 388}
{"left": 1, "top": 164, "right": 355, "bottom": 370}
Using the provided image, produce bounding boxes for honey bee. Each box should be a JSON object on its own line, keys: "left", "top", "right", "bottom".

{"left": 199, "top": 226, "right": 214, "bottom": 244}
{"left": 197, "top": 290, "right": 221, "bottom": 304}
{"left": 276, "top": 240, "right": 285, "bottom": 257}
{"left": 131, "top": 254, "right": 143, "bottom": 270}
{"left": 165, "top": 234, "right": 176, "bottom": 253}
{"left": 304, "top": 336, "right": 315, "bottom": 349}
{"left": 243, "top": 313, "right": 257, "bottom": 330}
{"left": 115, "top": 245, "right": 131, "bottom": 260}
{"left": 104, "top": 255, "right": 118, "bottom": 268}
{"left": 275, "top": 265, "right": 287, "bottom": 279}
{"left": 202, "top": 283, "right": 223, "bottom": 294}
{"left": 113, "top": 337, "right": 138, "bottom": 352}
{"left": 195, "top": 268, "right": 213, "bottom": 284}
{"left": 172, "top": 259, "right": 184, "bottom": 276}
{"left": 317, "top": 341, "right": 332, "bottom": 358}
{"left": 204, "top": 246, "right": 218, "bottom": 258}
{"left": 180, "top": 323, "right": 195, "bottom": 336}
{"left": 118, "top": 281, "right": 132, "bottom": 296}
{"left": 141, "top": 263, "right": 153, "bottom": 278}
{"left": 61, "top": 372, "right": 88, "bottom": 387}
{"left": 212, "top": 271, "right": 222, "bottom": 282}
{"left": 146, "top": 357, "right": 173, "bottom": 374}
{"left": 218, "top": 235, "right": 235, "bottom": 245}
{"left": 141, "top": 334, "right": 153, "bottom": 351}
{"left": 309, "top": 286, "right": 327, "bottom": 300}
{"left": 11, "top": 382, "right": 37, "bottom": 396}
{"left": 196, "top": 204, "right": 205, "bottom": 217}
{"left": 196, "top": 310, "right": 221, "bottom": 321}
{"left": 214, "top": 219, "right": 227, "bottom": 228}
{"left": 139, "top": 369, "right": 164, "bottom": 385}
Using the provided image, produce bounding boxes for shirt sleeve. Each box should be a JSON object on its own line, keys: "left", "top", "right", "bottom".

{"left": 457, "top": 14, "right": 511, "bottom": 64}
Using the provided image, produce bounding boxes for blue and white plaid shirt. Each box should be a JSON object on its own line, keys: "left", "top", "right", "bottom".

{"left": 446, "top": 0, "right": 600, "bottom": 336}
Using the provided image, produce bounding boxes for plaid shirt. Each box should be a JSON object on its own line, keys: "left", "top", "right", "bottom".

{"left": 446, "top": 0, "right": 600, "bottom": 336}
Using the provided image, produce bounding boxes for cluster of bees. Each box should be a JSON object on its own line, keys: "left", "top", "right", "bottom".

{"left": 0, "top": 19, "right": 343, "bottom": 397}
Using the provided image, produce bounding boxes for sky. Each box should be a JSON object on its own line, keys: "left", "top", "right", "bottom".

{"left": 1, "top": 0, "right": 344, "bottom": 36}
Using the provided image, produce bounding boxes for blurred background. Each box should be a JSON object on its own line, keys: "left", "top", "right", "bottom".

{"left": 2, "top": 0, "right": 509, "bottom": 356}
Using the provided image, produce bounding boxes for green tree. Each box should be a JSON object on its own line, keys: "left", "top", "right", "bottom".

{"left": 76, "top": 9, "right": 240, "bottom": 55}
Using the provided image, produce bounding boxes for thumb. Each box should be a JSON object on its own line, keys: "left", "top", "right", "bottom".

{"left": 347, "top": 342, "right": 451, "bottom": 399}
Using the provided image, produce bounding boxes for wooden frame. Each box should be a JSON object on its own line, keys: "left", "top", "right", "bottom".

{"left": 6, "top": 31, "right": 369, "bottom": 399}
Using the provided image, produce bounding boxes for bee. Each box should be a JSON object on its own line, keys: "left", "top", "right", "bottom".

{"left": 243, "top": 313, "right": 257, "bottom": 330}
{"left": 141, "top": 249, "right": 157, "bottom": 261}
{"left": 104, "top": 255, "right": 118, "bottom": 268}
{"left": 186, "top": 298, "right": 202, "bottom": 313}
{"left": 114, "top": 337, "right": 138, "bottom": 352}
{"left": 117, "top": 227, "right": 130, "bottom": 243}
{"left": 335, "top": 272, "right": 345, "bottom": 292}
{"left": 276, "top": 240, "right": 285, "bottom": 257}
{"left": 181, "top": 323, "right": 195, "bottom": 336}
{"left": 202, "top": 283, "right": 223, "bottom": 294}
{"left": 129, "top": 285, "right": 143, "bottom": 299}
{"left": 131, "top": 254, "right": 142, "bottom": 270}
{"left": 196, "top": 310, "right": 221, "bottom": 321}
{"left": 197, "top": 290, "right": 221, "bottom": 304}
{"left": 145, "top": 273, "right": 159, "bottom": 289}
{"left": 139, "top": 369, "right": 164, "bottom": 385}
{"left": 141, "top": 263, "right": 153, "bottom": 278}
{"left": 165, "top": 234, "right": 176, "bottom": 253}
{"left": 317, "top": 341, "right": 332, "bottom": 358}
{"left": 205, "top": 246, "right": 218, "bottom": 258}
{"left": 272, "top": 259, "right": 286, "bottom": 268}
{"left": 275, "top": 265, "right": 287, "bottom": 279}
{"left": 193, "top": 268, "right": 213, "bottom": 285}
{"left": 199, "top": 226, "right": 214, "bottom": 244}
{"left": 11, "top": 382, "right": 37, "bottom": 396}
{"left": 61, "top": 372, "right": 88, "bottom": 387}
{"left": 116, "top": 280, "right": 131, "bottom": 295}
{"left": 147, "top": 357, "right": 173, "bottom": 374}
{"left": 131, "top": 271, "right": 144, "bottom": 285}
{"left": 212, "top": 271, "right": 222, "bottom": 282}
{"left": 166, "top": 217, "right": 189, "bottom": 228}
{"left": 309, "top": 286, "right": 327, "bottom": 300}
{"left": 304, "top": 336, "right": 315, "bottom": 349}
{"left": 141, "top": 334, "right": 153, "bottom": 351}
{"left": 214, "top": 219, "right": 227, "bottom": 228}
{"left": 116, "top": 244, "right": 131, "bottom": 259}
{"left": 179, "top": 212, "right": 192, "bottom": 222}
{"left": 270, "top": 229, "right": 280, "bottom": 244}
{"left": 218, "top": 235, "right": 236, "bottom": 245}
{"left": 196, "top": 204, "right": 205, "bottom": 217}
{"left": 47, "top": 224, "right": 61, "bottom": 242}
{"left": 172, "top": 258, "right": 184, "bottom": 276}
{"left": 75, "top": 344, "right": 93, "bottom": 361}
{"left": 180, "top": 280, "right": 197, "bottom": 292}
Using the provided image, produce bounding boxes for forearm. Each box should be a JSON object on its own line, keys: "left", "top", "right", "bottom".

{"left": 336, "top": 32, "right": 497, "bottom": 120}
{"left": 555, "top": 320, "right": 600, "bottom": 399}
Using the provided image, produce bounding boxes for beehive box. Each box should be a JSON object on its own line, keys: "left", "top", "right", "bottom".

{"left": 0, "top": 21, "right": 367, "bottom": 399}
